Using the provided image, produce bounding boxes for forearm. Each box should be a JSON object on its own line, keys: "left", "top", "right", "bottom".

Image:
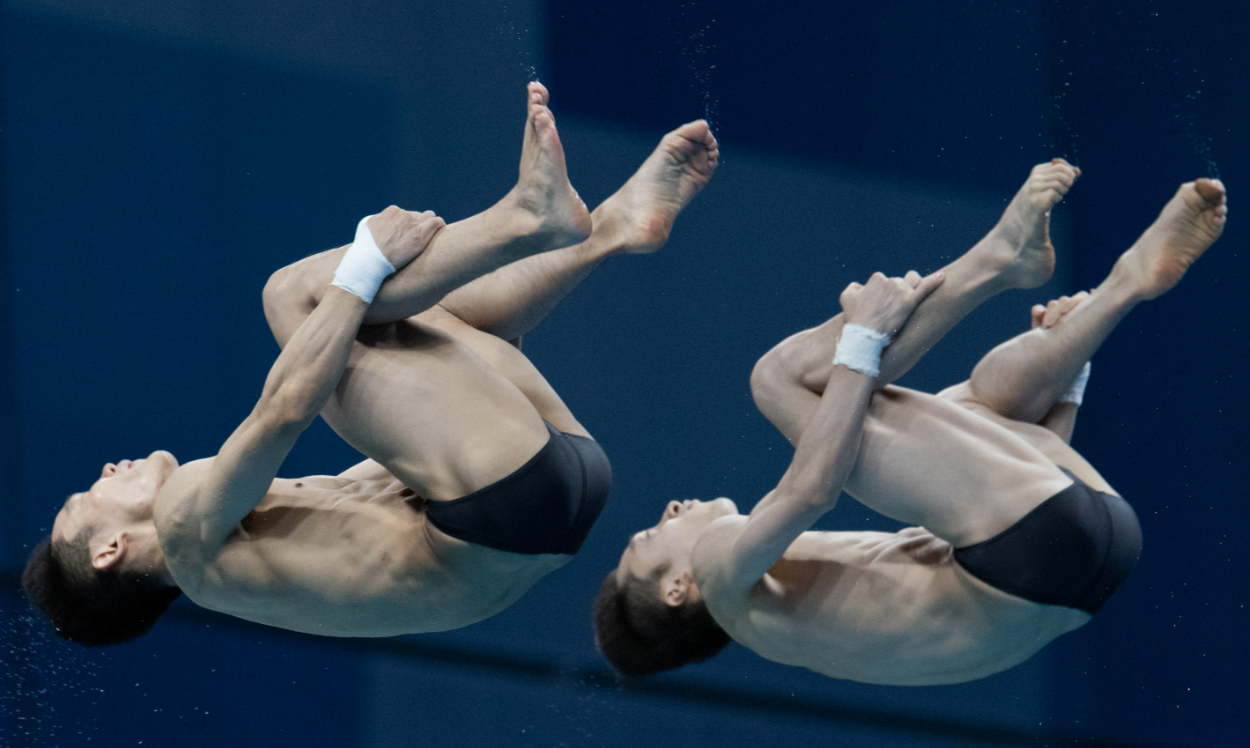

{"left": 776, "top": 366, "right": 874, "bottom": 507}
{"left": 171, "top": 284, "right": 370, "bottom": 551}
{"left": 257, "top": 285, "right": 368, "bottom": 426}
{"left": 731, "top": 365, "right": 873, "bottom": 584}
{"left": 734, "top": 272, "right": 940, "bottom": 584}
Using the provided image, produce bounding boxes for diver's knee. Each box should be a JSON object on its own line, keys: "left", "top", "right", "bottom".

{"left": 263, "top": 264, "right": 319, "bottom": 343}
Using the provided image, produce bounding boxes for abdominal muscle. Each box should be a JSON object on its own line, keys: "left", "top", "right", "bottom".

{"left": 719, "top": 528, "right": 1090, "bottom": 686}
{"left": 171, "top": 476, "right": 569, "bottom": 637}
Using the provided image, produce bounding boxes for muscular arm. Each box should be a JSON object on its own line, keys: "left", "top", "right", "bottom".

{"left": 723, "top": 272, "right": 942, "bottom": 588}
{"left": 725, "top": 366, "right": 874, "bottom": 587}
{"left": 160, "top": 287, "right": 370, "bottom": 557}
{"left": 161, "top": 210, "right": 441, "bottom": 559}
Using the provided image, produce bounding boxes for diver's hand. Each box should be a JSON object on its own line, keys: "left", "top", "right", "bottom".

{"left": 365, "top": 207, "right": 446, "bottom": 271}
{"left": 839, "top": 270, "right": 944, "bottom": 336}
{"left": 1031, "top": 291, "right": 1090, "bottom": 329}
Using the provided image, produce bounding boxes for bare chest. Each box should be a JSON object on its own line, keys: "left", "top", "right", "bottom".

{"left": 714, "top": 533, "right": 1089, "bottom": 685}
{"left": 184, "top": 478, "right": 568, "bottom": 636}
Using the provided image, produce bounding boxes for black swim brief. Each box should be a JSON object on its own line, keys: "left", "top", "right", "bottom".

{"left": 422, "top": 422, "right": 612, "bottom": 555}
{"left": 953, "top": 468, "right": 1142, "bottom": 614}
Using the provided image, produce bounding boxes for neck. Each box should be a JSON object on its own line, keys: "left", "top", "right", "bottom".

{"left": 122, "top": 522, "right": 178, "bottom": 588}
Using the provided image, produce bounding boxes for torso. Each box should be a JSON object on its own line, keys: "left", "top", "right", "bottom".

{"left": 154, "top": 305, "right": 588, "bottom": 637}
{"left": 696, "top": 519, "right": 1091, "bottom": 686}
{"left": 692, "top": 385, "right": 1113, "bottom": 685}
{"left": 159, "top": 464, "right": 570, "bottom": 638}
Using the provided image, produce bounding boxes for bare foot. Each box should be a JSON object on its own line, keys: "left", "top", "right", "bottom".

{"left": 981, "top": 158, "right": 1080, "bottom": 289}
{"left": 1114, "top": 179, "right": 1227, "bottom": 300}
{"left": 508, "top": 81, "right": 593, "bottom": 249}
{"left": 589, "top": 120, "right": 720, "bottom": 254}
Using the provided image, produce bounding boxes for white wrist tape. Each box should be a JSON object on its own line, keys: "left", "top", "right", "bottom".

{"left": 331, "top": 216, "right": 396, "bottom": 303}
{"left": 832, "top": 324, "right": 891, "bottom": 378}
{"left": 1058, "top": 361, "right": 1092, "bottom": 405}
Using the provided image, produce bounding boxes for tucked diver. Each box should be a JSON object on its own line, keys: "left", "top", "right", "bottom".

{"left": 25, "top": 82, "right": 720, "bottom": 645}
{"left": 596, "top": 164, "right": 1227, "bottom": 685}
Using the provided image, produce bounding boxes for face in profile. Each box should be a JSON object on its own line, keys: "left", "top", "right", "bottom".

{"left": 53, "top": 450, "right": 180, "bottom": 546}
{"left": 616, "top": 497, "right": 738, "bottom": 586}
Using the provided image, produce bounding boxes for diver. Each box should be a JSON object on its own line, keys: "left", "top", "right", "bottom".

{"left": 595, "top": 163, "right": 1227, "bottom": 684}
{"left": 24, "top": 82, "right": 720, "bottom": 645}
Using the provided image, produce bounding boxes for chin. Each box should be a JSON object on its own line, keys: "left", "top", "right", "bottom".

{"left": 709, "top": 497, "right": 739, "bottom": 516}
{"left": 148, "top": 450, "right": 180, "bottom": 471}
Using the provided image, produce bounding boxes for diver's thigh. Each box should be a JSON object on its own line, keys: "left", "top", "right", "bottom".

{"left": 847, "top": 386, "right": 1074, "bottom": 546}
{"left": 416, "top": 307, "right": 589, "bottom": 437}
{"left": 936, "top": 381, "right": 1116, "bottom": 495}
{"left": 320, "top": 322, "right": 551, "bottom": 499}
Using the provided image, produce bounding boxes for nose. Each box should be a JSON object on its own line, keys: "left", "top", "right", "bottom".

{"left": 664, "top": 500, "right": 684, "bottom": 519}
{"left": 101, "top": 463, "right": 117, "bottom": 478}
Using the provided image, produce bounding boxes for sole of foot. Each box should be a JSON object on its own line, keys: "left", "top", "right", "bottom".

{"left": 591, "top": 119, "right": 720, "bottom": 254}
{"left": 1117, "top": 178, "right": 1227, "bottom": 300}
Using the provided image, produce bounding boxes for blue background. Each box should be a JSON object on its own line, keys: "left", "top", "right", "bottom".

{"left": 2, "top": 1, "right": 1246, "bottom": 746}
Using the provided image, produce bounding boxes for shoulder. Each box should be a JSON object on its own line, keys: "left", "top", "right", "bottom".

{"left": 155, "top": 458, "right": 212, "bottom": 525}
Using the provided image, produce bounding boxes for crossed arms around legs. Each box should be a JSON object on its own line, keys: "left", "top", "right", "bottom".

{"left": 598, "top": 272, "right": 944, "bottom": 676}
{"left": 710, "top": 273, "right": 944, "bottom": 590}
{"left": 156, "top": 210, "right": 444, "bottom": 577}
{"left": 24, "top": 209, "right": 443, "bottom": 647}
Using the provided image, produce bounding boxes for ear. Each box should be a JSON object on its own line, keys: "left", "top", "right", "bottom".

{"left": 662, "top": 571, "right": 693, "bottom": 607}
{"left": 91, "top": 533, "right": 126, "bottom": 572}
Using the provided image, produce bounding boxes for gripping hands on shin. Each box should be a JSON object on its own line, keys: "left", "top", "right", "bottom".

{"left": 333, "top": 207, "right": 446, "bottom": 303}
{"left": 839, "top": 270, "right": 946, "bottom": 337}
{"left": 365, "top": 207, "right": 446, "bottom": 270}
{"left": 833, "top": 270, "right": 945, "bottom": 379}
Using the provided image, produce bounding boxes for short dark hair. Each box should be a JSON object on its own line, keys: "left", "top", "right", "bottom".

{"left": 593, "top": 568, "right": 731, "bottom": 677}
{"left": 22, "top": 531, "right": 182, "bottom": 647}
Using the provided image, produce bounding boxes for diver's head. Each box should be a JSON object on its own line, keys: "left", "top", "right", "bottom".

{"left": 594, "top": 498, "right": 738, "bottom": 676}
{"left": 53, "top": 451, "right": 180, "bottom": 546}
{"left": 23, "top": 450, "right": 182, "bottom": 646}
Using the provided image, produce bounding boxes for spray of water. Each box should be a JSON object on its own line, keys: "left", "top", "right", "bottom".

{"left": 681, "top": 18, "right": 719, "bottom": 132}
{"left": 496, "top": 2, "right": 541, "bottom": 82}
{"left": 2, "top": 608, "right": 105, "bottom": 746}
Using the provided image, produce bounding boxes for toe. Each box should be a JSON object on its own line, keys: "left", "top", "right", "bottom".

{"left": 1193, "top": 178, "right": 1225, "bottom": 205}
{"left": 528, "top": 81, "right": 549, "bottom": 105}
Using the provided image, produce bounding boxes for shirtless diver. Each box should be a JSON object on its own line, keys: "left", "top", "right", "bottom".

{"left": 595, "top": 162, "right": 1227, "bottom": 685}
{"left": 24, "top": 82, "right": 719, "bottom": 645}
